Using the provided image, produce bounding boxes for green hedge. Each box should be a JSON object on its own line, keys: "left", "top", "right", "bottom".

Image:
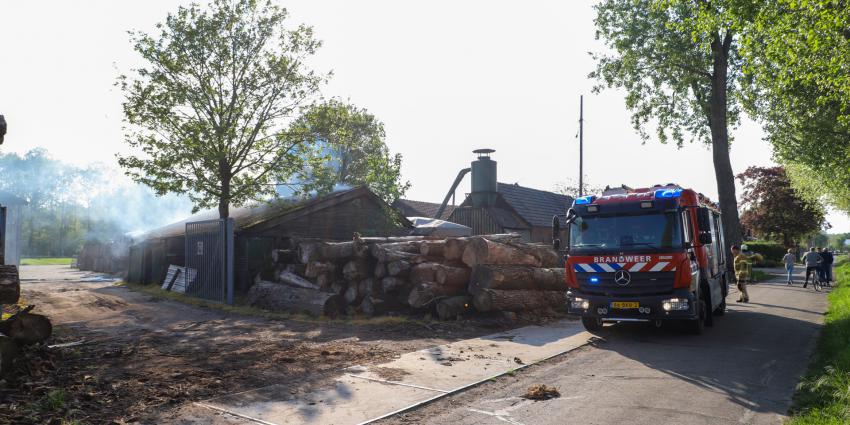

{"left": 745, "top": 241, "right": 786, "bottom": 266}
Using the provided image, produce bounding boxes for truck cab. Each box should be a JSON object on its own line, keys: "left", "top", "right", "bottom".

{"left": 563, "top": 185, "right": 727, "bottom": 334}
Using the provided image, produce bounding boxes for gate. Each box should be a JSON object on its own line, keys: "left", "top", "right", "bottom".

{"left": 185, "top": 218, "right": 234, "bottom": 304}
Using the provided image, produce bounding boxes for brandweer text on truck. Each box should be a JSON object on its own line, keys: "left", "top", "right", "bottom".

{"left": 560, "top": 184, "right": 728, "bottom": 334}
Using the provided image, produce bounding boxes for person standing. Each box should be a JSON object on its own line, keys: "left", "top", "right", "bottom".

{"left": 783, "top": 249, "right": 796, "bottom": 285}
{"left": 823, "top": 248, "right": 834, "bottom": 284}
{"left": 802, "top": 247, "right": 822, "bottom": 288}
{"left": 732, "top": 245, "right": 750, "bottom": 303}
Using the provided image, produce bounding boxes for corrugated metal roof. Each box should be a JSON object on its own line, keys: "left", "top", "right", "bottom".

{"left": 141, "top": 186, "right": 410, "bottom": 240}
{"left": 392, "top": 199, "right": 455, "bottom": 220}
{"left": 496, "top": 183, "right": 573, "bottom": 228}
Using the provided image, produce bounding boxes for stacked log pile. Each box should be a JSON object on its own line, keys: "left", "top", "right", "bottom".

{"left": 247, "top": 234, "right": 567, "bottom": 319}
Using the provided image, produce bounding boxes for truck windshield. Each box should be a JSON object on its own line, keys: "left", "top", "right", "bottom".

{"left": 570, "top": 212, "right": 683, "bottom": 253}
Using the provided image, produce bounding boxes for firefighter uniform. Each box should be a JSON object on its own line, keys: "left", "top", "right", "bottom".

{"left": 733, "top": 253, "right": 750, "bottom": 302}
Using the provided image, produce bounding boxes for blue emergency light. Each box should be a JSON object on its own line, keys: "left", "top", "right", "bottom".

{"left": 575, "top": 195, "right": 594, "bottom": 205}
{"left": 654, "top": 188, "right": 683, "bottom": 199}
{"left": 589, "top": 276, "right": 600, "bottom": 284}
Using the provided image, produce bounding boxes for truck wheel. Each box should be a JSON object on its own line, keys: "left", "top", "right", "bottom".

{"left": 687, "top": 299, "right": 706, "bottom": 335}
{"left": 703, "top": 295, "right": 714, "bottom": 327}
{"left": 714, "top": 298, "right": 726, "bottom": 316}
{"left": 582, "top": 317, "right": 603, "bottom": 332}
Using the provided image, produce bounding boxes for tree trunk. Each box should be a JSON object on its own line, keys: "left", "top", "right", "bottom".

{"left": 381, "top": 276, "right": 409, "bottom": 293}
{"left": 387, "top": 260, "right": 411, "bottom": 277}
{"left": 509, "top": 243, "right": 561, "bottom": 268}
{"left": 305, "top": 261, "right": 335, "bottom": 278}
{"left": 420, "top": 241, "right": 446, "bottom": 257}
{"left": 246, "top": 281, "right": 343, "bottom": 317}
{"left": 407, "top": 282, "right": 466, "bottom": 308}
{"left": 710, "top": 32, "right": 742, "bottom": 273}
{"left": 374, "top": 261, "right": 387, "bottom": 279}
{"left": 469, "top": 266, "right": 566, "bottom": 292}
{"left": 219, "top": 159, "right": 231, "bottom": 219}
{"left": 434, "top": 265, "right": 470, "bottom": 288}
{"left": 409, "top": 262, "right": 441, "bottom": 285}
{"left": 276, "top": 271, "right": 320, "bottom": 290}
{"left": 462, "top": 238, "right": 541, "bottom": 268}
{"left": 359, "top": 296, "right": 387, "bottom": 317}
{"left": 473, "top": 289, "right": 567, "bottom": 312}
{"left": 298, "top": 241, "right": 368, "bottom": 263}
{"left": 436, "top": 296, "right": 472, "bottom": 320}
{"left": 342, "top": 259, "right": 371, "bottom": 281}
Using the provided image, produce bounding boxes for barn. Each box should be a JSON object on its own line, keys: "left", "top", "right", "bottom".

{"left": 0, "top": 190, "right": 26, "bottom": 267}
{"left": 126, "top": 186, "right": 412, "bottom": 291}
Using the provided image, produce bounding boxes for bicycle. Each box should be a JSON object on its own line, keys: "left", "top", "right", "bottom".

{"left": 813, "top": 273, "right": 822, "bottom": 292}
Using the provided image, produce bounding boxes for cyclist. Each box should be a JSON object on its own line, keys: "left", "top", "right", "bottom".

{"left": 802, "top": 247, "right": 822, "bottom": 289}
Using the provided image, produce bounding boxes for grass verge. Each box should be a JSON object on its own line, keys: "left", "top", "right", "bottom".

{"left": 750, "top": 269, "right": 771, "bottom": 283}
{"left": 20, "top": 257, "right": 74, "bottom": 266}
{"left": 119, "top": 281, "right": 417, "bottom": 327}
{"left": 789, "top": 263, "right": 850, "bottom": 424}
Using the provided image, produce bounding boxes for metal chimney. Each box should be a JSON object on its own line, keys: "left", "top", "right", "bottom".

{"left": 470, "top": 149, "right": 497, "bottom": 207}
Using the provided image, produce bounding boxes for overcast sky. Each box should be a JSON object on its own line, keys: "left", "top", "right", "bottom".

{"left": 1, "top": 0, "right": 847, "bottom": 232}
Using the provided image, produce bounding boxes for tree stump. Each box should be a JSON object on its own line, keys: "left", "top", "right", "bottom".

{"left": 0, "top": 266, "right": 21, "bottom": 305}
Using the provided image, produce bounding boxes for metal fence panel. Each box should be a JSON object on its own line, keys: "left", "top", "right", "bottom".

{"left": 184, "top": 218, "right": 234, "bottom": 304}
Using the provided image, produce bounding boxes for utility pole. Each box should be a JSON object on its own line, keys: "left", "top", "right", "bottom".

{"left": 578, "top": 95, "right": 584, "bottom": 197}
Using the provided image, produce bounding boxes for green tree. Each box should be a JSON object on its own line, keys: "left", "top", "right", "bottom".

{"left": 737, "top": 166, "right": 824, "bottom": 247}
{"left": 118, "top": 0, "right": 325, "bottom": 218}
{"left": 591, "top": 0, "right": 748, "bottom": 264}
{"left": 290, "top": 100, "right": 409, "bottom": 203}
{"left": 737, "top": 1, "right": 850, "bottom": 214}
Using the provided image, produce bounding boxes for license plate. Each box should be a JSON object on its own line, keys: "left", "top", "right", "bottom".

{"left": 611, "top": 301, "right": 639, "bottom": 309}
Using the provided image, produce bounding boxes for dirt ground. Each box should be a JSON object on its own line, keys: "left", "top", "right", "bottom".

{"left": 0, "top": 265, "right": 540, "bottom": 424}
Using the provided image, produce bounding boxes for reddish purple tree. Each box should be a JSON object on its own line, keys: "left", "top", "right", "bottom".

{"left": 737, "top": 166, "right": 825, "bottom": 247}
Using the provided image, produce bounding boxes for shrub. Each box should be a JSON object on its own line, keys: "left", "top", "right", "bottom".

{"left": 745, "top": 241, "right": 786, "bottom": 265}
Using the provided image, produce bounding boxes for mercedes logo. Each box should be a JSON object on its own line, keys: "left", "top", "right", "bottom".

{"left": 614, "top": 270, "right": 631, "bottom": 286}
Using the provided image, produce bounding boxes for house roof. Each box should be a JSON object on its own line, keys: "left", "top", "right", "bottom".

{"left": 496, "top": 183, "right": 573, "bottom": 228}
{"left": 0, "top": 190, "right": 27, "bottom": 206}
{"left": 142, "top": 186, "right": 412, "bottom": 240}
{"left": 392, "top": 199, "right": 455, "bottom": 221}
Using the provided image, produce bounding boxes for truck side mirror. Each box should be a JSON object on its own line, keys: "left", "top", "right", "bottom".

{"left": 699, "top": 233, "right": 712, "bottom": 245}
{"left": 552, "top": 215, "right": 561, "bottom": 250}
{"left": 696, "top": 207, "right": 711, "bottom": 233}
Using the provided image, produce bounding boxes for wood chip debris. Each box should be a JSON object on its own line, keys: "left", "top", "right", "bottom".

{"left": 523, "top": 384, "right": 560, "bottom": 400}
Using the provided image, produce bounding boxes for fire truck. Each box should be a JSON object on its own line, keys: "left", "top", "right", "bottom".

{"left": 557, "top": 184, "right": 728, "bottom": 334}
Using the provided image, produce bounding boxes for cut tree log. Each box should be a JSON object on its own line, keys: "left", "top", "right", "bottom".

{"left": 444, "top": 234, "right": 522, "bottom": 261}
{"left": 316, "top": 273, "right": 333, "bottom": 291}
{"left": 284, "top": 264, "right": 307, "bottom": 277}
{"left": 409, "top": 263, "right": 441, "bottom": 285}
{"left": 419, "top": 240, "right": 446, "bottom": 257}
{"left": 436, "top": 296, "right": 472, "bottom": 320}
{"left": 407, "top": 282, "right": 466, "bottom": 309}
{"left": 0, "top": 265, "right": 21, "bottom": 305}
{"left": 469, "top": 266, "right": 566, "bottom": 292}
{"left": 435, "top": 265, "right": 470, "bottom": 288}
{"left": 344, "top": 285, "right": 362, "bottom": 305}
{"left": 462, "top": 238, "right": 541, "bottom": 268}
{"left": 0, "top": 334, "right": 19, "bottom": 377}
{"left": 247, "top": 281, "right": 344, "bottom": 317}
{"left": 9, "top": 313, "right": 52, "bottom": 346}
{"left": 305, "top": 261, "right": 335, "bottom": 278}
{"left": 342, "top": 259, "right": 371, "bottom": 281}
{"left": 381, "top": 276, "right": 409, "bottom": 293}
{"left": 330, "top": 280, "right": 348, "bottom": 295}
{"left": 473, "top": 289, "right": 567, "bottom": 312}
{"left": 508, "top": 243, "right": 561, "bottom": 268}
{"left": 359, "top": 296, "right": 387, "bottom": 317}
{"left": 298, "top": 241, "right": 369, "bottom": 263}
{"left": 359, "top": 278, "right": 376, "bottom": 298}
{"left": 373, "top": 261, "right": 387, "bottom": 279}
{"left": 387, "top": 260, "right": 411, "bottom": 277}
{"left": 277, "top": 271, "right": 320, "bottom": 290}
{"left": 370, "top": 245, "right": 418, "bottom": 263}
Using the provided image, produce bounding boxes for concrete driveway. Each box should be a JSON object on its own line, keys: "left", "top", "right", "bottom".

{"left": 379, "top": 269, "right": 828, "bottom": 425}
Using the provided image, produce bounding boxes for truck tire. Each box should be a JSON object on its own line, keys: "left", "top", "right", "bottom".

{"left": 703, "top": 291, "right": 714, "bottom": 328}
{"left": 687, "top": 299, "right": 706, "bottom": 335}
{"left": 582, "top": 317, "right": 603, "bottom": 332}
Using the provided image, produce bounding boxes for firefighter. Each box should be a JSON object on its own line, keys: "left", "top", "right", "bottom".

{"left": 731, "top": 245, "right": 750, "bottom": 303}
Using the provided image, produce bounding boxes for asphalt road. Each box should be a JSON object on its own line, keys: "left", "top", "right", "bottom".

{"left": 380, "top": 268, "right": 829, "bottom": 425}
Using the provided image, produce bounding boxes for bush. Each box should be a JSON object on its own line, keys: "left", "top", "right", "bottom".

{"left": 744, "top": 241, "right": 786, "bottom": 265}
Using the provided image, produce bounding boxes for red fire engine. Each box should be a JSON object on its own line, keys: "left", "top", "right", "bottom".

{"left": 557, "top": 184, "right": 728, "bottom": 334}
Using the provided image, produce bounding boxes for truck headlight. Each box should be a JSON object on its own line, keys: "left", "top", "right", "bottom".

{"left": 662, "top": 298, "right": 689, "bottom": 311}
{"left": 571, "top": 298, "right": 590, "bottom": 310}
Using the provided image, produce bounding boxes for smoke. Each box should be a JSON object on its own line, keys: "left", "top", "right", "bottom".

{"left": 0, "top": 148, "right": 193, "bottom": 256}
